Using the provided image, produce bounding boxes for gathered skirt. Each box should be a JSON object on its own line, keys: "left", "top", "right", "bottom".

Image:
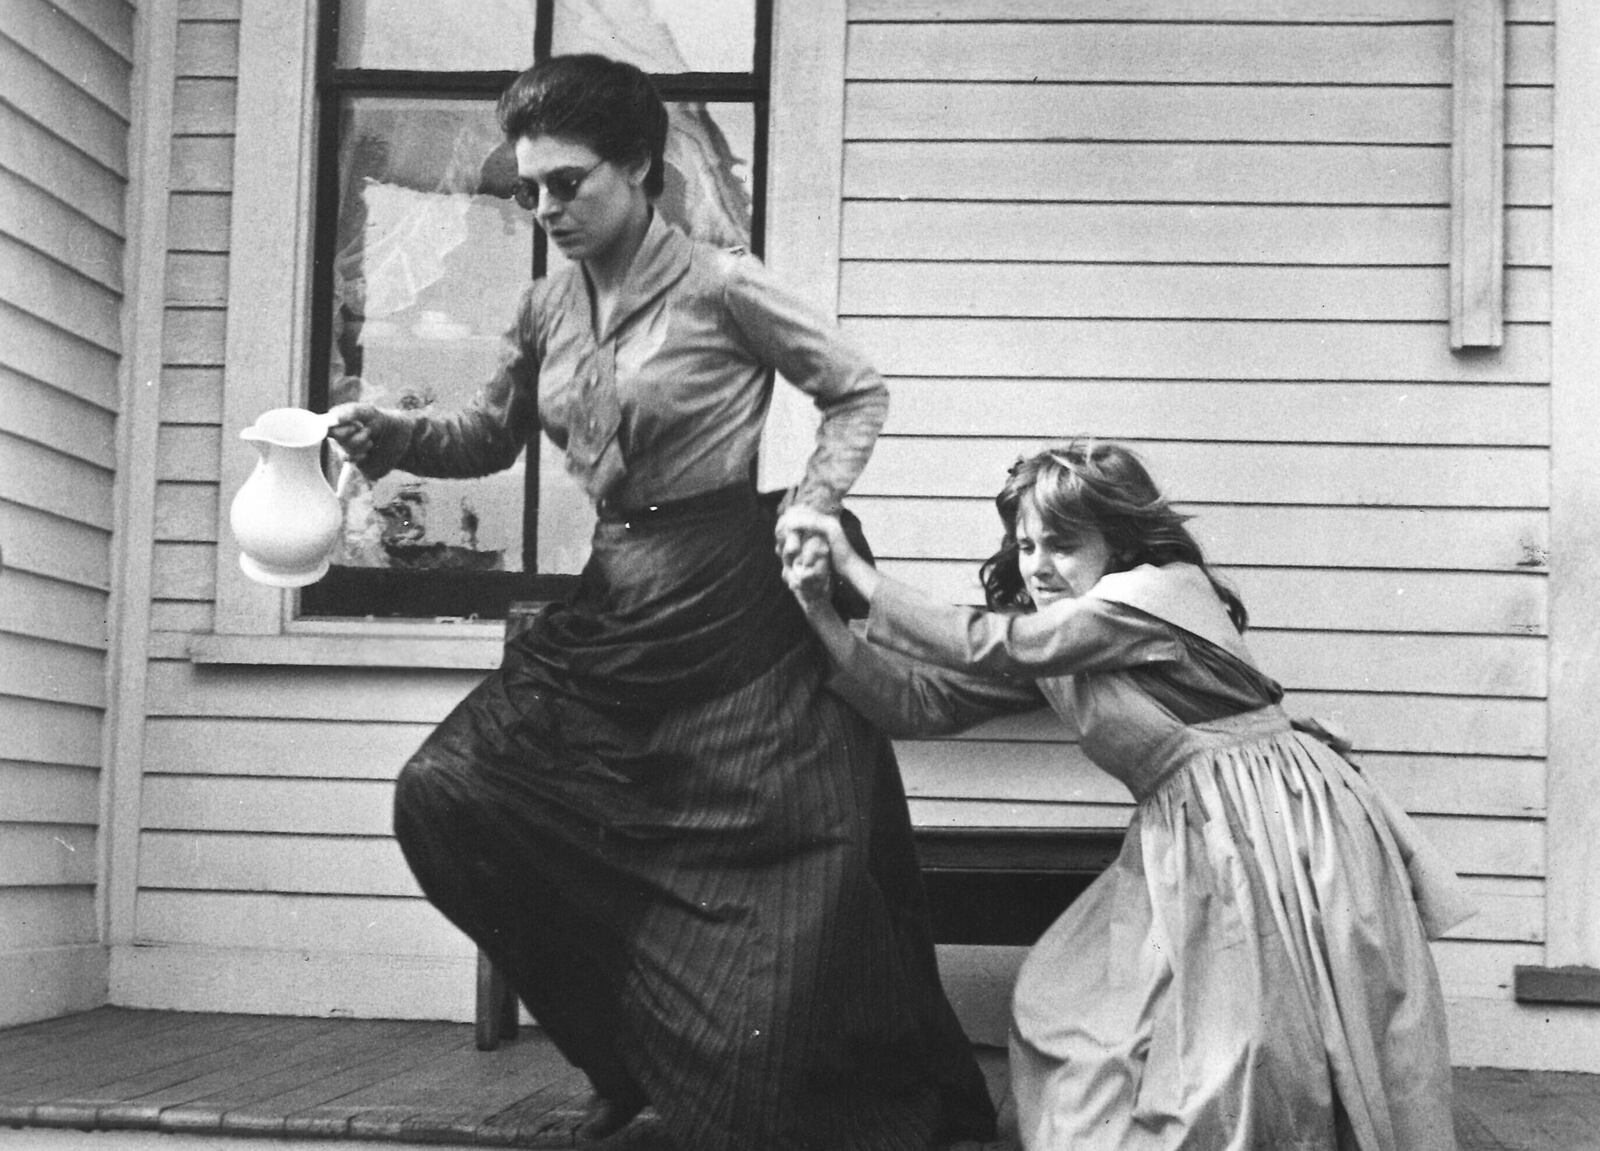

{"left": 1010, "top": 710, "right": 1467, "bottom": 1151}
{"left": 392, "top": 487, "right": 995, "bottom": 1151}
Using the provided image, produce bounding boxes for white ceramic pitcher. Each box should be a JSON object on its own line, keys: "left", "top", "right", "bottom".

{"left": 230, "top": 407, "right": 355, "bottom": 587}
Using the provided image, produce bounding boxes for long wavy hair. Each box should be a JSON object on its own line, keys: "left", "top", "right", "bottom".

{"left": 978, "top": 440, "right": 1248, "bottom": 632}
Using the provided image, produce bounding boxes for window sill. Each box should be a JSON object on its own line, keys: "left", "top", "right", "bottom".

{"left": 187, "top": 623, "right": 510, "bottom": 669}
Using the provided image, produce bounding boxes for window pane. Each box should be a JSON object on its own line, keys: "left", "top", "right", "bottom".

{"left": 337, "top": 0, "right": 538, "bottom": 70}
{"left": 325, "top": 95, "right": 533, "bottom": 578}
{"left": 552, "top": 0, "right": 755, "bottom": 73}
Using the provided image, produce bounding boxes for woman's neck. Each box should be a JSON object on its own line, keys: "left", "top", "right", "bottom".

{"left": 584, "top": 204, "right": 652, "bottom": 297}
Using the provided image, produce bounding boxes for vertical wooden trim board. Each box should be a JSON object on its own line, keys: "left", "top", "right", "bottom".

{"left": 104, "top": 0, "right": 179, "bottom": 948}
{"left": 213, "top": 0, "right": 318, "bottom": 635}
{"left": 758, "top": 0, "right": 847, "bottom": 491}
{"left": 1450, "top": 0, "right": 1506, "bottom": 349}
{"left": 1544, "top": 0, "right": 1600, "bottom": 970}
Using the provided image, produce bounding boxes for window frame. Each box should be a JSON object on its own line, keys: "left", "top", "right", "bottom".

{"left": 302, "top": 0, "right": 772, "bottom": 621}
{"left": 199, "top": 0, "right": 845, "bottom": 664}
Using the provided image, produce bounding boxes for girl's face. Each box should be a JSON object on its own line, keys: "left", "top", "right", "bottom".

{"left": 513, "top": 133, "right": 648, "bottom": 265}
{"left": 1015, "top": 497, "right": 1114, "bottom": 607}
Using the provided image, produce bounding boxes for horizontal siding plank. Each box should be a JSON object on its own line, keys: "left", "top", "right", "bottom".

{"left": 0, "top": 761, "right": 99, "bottom": 824}
{"left": 134, "top": 890, "right": 464, "bottom": 955}
{"left": 0, "top": 697, "right": 101, "bottom": 767}
{"left": 1457, "top": 877, "right": 1543, "bottom": 943}
{"left": 165, "top": 252, "right": 229, "bottom": 306}
{"left": 846, "top": 84, "right": 1551, "bottom": 147}
{"left": 49, "top": 0, "right": 134, "bottom": 58}
{"left": 845, "top": 24, "right": 1551, "bottom": 86}
{"left": 901, "top": 742, "right": 1542, "bottom": 818}
{"left": 144, "top": 660, "right": 484, "bottom": 723}
{"left": 860, "top": 501, "right": 1546, "bottom": 572}
{"left": 1223, "top": 569, "right": 1547, "bottom": 637}
{"left": 0, "top": 105, "right": 124, "bottom": 237}
{"left": 841, "top": 203, "right": 1551, "bottom": 266}
{"left": 845, "top": 264, "right": 1549, "bottom": 323}
{"left": 857, "top": 440, "right": 1548, "bottom": 508}
{"left": 0, "top": 569, "right": 108, "bottom": 650}
{"left": 0, "top": 430, "right": 115, "bottom": 530}
{"left": 0, "top": 500, "right": 110, "bottom": 590}
{"left": 885, "top": 561, "right": 1547, "bottom": 637}
{"left": 0, "top": 35, "right": 128, "bottom": 176}
{"left": 1249, "top": 631, "right": 1545, "bottom": 697}
{"left": 158, "top": 368, "right": 225, "bottom": 423}
{"left": 843, "top": 318, "right": 1549, "bottom": 383}
{"left": 150, "top": 601, "right": 215, "bottom": 632}
{"left": 879, "top": 380, "right": 1549, "bottom": 447}
{"left": 0, "top": 170, "right": 124, "bottom": 292}
{"left": 171, "top": 78, "right": 237, "bottom": 135}
{"left": 0, "top": 301, "right": 121, "bottom": 410}
{"left": 0, "top": 887, "right": 98, "bottom": 950}
{"left": 1434, "top": 939, "right": 1541, "bottom": 1001}
{"left": 3, "top": 0, "right": 134, "bottom": 117}
{"left": 144, "top": 777, "right": 394, "bottom": 835}
{"left": 844, "top": 142, "right": 1550, "bottom": 208}
{"left": 154, "top": 482, "right": 219, "bottom": 541}
{"left": 175, "top": 18, "right": 240, "bottom": 78}
{"left": 180, "top": 0, "right": 241, "bottom": 19}
{"left": 145, "top": 717, "right": 434, "bottom": 780}
{"left": 3, "top": 367, "right": 117, "bottom": 463}
{"left": 898, "top": 690, "right": 1537, "bottom": 757}
{"left": 157, "top": 423, "right": 221, "bottom": 481}
{"left": 1283, "top": 691, "right": 1544, "bottom": 758}
{"left": 141, "top": 832, "right": 412, "bottom": 896}
{"left": 169, "top": 137, "right": 234, "bottom": 193}
{"left": 150, "top": 542, "right": 216, "bottom": 601}
{"left": 0, "top": 633, "right": 107, "bottom": 708}
{"left": 0, "top": 234, "right": 123, "bottom": 352}
{"left": 0, "top": 823, "right": 97, "bottom": 886}
{"left": 161, "top": 307, "right": 229, "bottom": 367}
{"left": 846, "top": 0, "right": 1552, "bottom": 22}
{"left": 166, "top": 192, "right": 232, "bottom": 252}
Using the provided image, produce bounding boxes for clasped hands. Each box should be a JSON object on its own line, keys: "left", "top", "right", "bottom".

{"left": 775, "top": 507, "right": 881, "bottom": 613}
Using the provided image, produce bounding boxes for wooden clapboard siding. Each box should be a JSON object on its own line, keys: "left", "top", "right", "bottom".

{"left": 846, "top": 83, "right": 1553, "bottom": 146}
{"left": 843, "top": 202, "right": 1552, "bottom": 265}
{"left": 846, "top": 0, "right": 1555, "bottom": 22}
{"left": 876, "top": 381, "right": 1548, "bottom": 445}
{"left": 844, "top": 264, "right": 1552, "bottom": 323}
{"left": 837, "top": 3, "right": 1553, "bottom": 989}
{"left": 0, "top": 0, "right": 134, "bottom": 1024}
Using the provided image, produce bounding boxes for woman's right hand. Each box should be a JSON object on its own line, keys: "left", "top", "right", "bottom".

{"left": 325, "top": 402, "right": 386, "bottom": 467}
{"left": 777, "top": 506, "right": 881, "bottom": 604}
{"left": 784, "top": 533, "right": 835, "bottom": 612}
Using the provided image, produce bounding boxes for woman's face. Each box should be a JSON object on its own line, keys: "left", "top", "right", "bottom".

{"left": 1015, "top": 497, "right": 1114, "bottom": 608}
{"left": 513, "top": 133, "right": 648, "bottom": 265}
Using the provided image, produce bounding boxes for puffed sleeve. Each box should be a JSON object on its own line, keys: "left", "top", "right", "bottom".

{"left": 721, "top": 254, "right": 888, "bottom": 513}
{"left": 359, "top": 283, "right": 543, "bottom": 480}
{"left": 823, "top": 620, "right": 1047, "bottom": 739}
{"left": 866, "top": 577, "right": 1182, "bottom": 679}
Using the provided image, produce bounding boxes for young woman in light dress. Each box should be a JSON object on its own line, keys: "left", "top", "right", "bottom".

{"left": 779, "top": 440, "right": 1472, "bottom": 1151}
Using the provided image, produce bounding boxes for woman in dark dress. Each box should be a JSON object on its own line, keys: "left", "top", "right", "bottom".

{"left": 329, "top": 54, "right": 994, "bottom": 1151}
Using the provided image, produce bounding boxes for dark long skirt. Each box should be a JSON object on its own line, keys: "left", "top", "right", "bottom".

{"left": 392, "top": 486, "right": 995, "bottom": 1151}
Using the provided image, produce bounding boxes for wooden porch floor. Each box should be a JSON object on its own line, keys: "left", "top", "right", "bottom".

{"left": 0, "top": 1009, "right": 1597, "bottom": 1150}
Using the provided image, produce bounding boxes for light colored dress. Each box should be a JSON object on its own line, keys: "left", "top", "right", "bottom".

{"left": 830, "top": 562, "right": 1473, "bottom": 1151}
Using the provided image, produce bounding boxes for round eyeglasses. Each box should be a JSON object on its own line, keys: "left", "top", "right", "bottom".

{"left": 512, "top": 160, "right": 604, "bottom": 210}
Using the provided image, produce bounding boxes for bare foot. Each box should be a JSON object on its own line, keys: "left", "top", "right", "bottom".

{"left": 575, "top": 1092, "right": 645, "bottom": 1143}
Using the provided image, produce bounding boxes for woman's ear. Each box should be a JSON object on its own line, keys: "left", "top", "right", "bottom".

{"left": 622, "top": 152, "right": 652, "bottom": 190}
